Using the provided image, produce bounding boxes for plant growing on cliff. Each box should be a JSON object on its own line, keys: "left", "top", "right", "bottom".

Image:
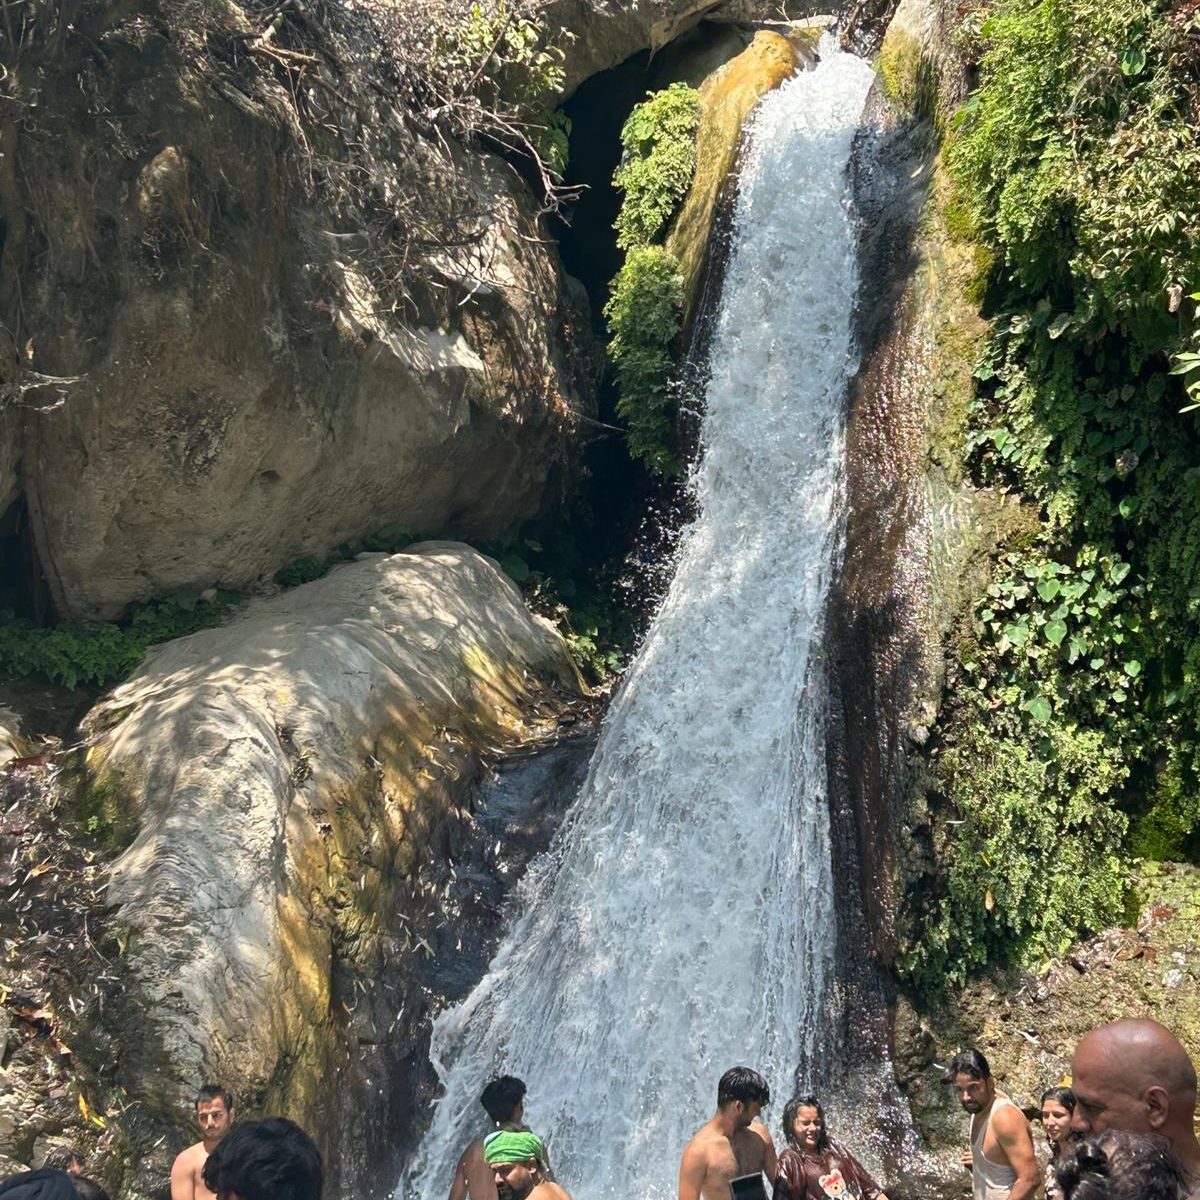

{"left": 0, "top": 595, "right": 233, "bottom": 690}
{"left": 604, "top": 246, "right": 685, "bottom": 476}
{"left": 605, "top": 83, "right": 700, "bottom": 474}
{"left": 904, "top": 0, "right": 1200, "bottom": 989}
{"left": 613, "top": 83, "right": 701, "bottom": 250}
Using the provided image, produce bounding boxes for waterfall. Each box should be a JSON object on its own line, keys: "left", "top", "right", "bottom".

{"left": 401, "top": 40, "right": 876, "bottom": 1200}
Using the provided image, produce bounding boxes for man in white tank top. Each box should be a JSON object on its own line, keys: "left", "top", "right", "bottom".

{"left": 945, "top": 1049, "right": 1039, "bottom": 1200}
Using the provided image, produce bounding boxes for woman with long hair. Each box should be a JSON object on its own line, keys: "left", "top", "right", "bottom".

{"left": 772, "top": 1096, "right": 891, "bottom": 1200}
{"left": 1041, "top": 1087, "right": 1078, "bottom": 1200}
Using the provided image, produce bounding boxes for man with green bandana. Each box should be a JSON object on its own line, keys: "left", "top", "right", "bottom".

{"left": 448, "top": 1076, "right": 554, "bottom": 1200}
{"left": 484, "top": 1132, "right": 570, "bottom": 1200}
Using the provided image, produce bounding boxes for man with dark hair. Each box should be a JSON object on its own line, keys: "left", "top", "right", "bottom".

{"left": 201, "top": 1118, "right": 321, "bottom": 1200}
{"left": 448, "top": 1076, "right": 534, "bottom": 1200}
{"left": 679, "top": 1067, "right": 777, "bottom": 1200}
{"left": 945, "top": 1049, "right": 1038, "bottom": 1200}
{"left": 1070, "top": 1018, "right": 1200, "bottom": 1196}
{"left": 172, "top": 1085, "right": 236, "bottom": 1200}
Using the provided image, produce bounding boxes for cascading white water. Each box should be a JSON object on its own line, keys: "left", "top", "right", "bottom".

{"left": 402, "top": 40, "right": 876, "bottom": 1200}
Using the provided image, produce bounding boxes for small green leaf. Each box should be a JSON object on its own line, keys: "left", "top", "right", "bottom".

{"left": 1124, "top": 660, "right": 1142, "bottom": 678}
{"left": 1044, "top": 619, "right": 1068, "bottom": 646}
{"left": 1046, "top": 312, "right": 1073, "bottom": 339}
{"left": 1036, "top": 579, "right": 1061, "bottom": 602}
{"left": 1118, "top": 496, "right": 1139, "bottom": 519}
{"left": 1027, "top": 694, "right": 1053, "bottom": 723}
{"left": 1120, "top": 44, "right": 1146, "bottom": 75}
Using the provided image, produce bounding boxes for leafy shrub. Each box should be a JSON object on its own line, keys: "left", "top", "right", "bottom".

{"left": 905, "top": 0, "right": 1200, "bottom": 987}
{"left": 603, "top": 83, "right": 700, "bottom": 474}
{"left": 904, "top": 695, "right": 1128, "bottom": 989}
{"left": 603, "top": 246, "right": 685, "bottom": 475}
{"left": 613, "top": 83, "right": 700, "bottom": 250}
{"left": 0, "top": 596, "right": 232, "bottom": 690}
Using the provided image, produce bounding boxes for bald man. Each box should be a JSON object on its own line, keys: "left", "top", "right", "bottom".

{"left": 1071, "top": 1018, "right": 1200, "bottom": 1195}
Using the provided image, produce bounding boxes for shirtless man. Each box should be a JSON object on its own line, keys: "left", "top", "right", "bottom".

{"left": 679, "top": 1067, "right": 778, "bottom": 1200}
{"left": 171, "top": 1085, "right": 235, "bottom": 1200}
{"left": 1070, "top": 1018, "right": 1200, "bottom": 1197}
{"left": 485, "top": 1131, "right": 569, "bottom": 1200}
{"left": 946, "top": 1050, "right": 1038, "bottom": 1200}
{"left": 448, "top": 1076, "right": 532, "bottom": 1200}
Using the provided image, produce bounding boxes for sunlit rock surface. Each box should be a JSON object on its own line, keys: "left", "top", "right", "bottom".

{"left": 80, "top": 543, "right": 581, "bottom": 1194}
{"left": 2, "top": 1, "right": 603, "bottom": 623}
{"left": 666, "top": 29, "right": 812, "bottom": 330}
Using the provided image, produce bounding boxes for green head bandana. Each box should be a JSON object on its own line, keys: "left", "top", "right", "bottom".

{"left": 483, "top": 1130, "right": 545, "bottom": 1166}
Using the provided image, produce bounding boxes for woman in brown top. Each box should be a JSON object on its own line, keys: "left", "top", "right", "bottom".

{"left": 772, "top": 1096, "right": 891, "bottom": 1200}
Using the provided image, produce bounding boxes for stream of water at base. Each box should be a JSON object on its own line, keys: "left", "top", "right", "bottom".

{"left": 400, "top": 40, "right": 877, "bottom": 1200}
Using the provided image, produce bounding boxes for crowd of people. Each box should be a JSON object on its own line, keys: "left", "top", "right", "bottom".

{"left": 444, "top": 1017, "right": 1200, "bottom": 1200}
{"left": 0, "top": 1016, "right": 1196, "bottom": 1200}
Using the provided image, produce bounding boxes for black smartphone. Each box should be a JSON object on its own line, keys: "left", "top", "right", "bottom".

{"left": 730, "top": 1174, "right": 768, "bottom": 1200}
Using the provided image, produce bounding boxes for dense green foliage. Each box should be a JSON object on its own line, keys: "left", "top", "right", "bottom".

{"left": 605, "top": 84, "right": 698, "bottom": 475}
{"left": 612, "top": 83, "right": 700, "bottom": 250}
{"left": 604, "top": 246, "right": 685, "bottom": 476}
{"left": 0, "top": 596, "right": 232, "bottom": 690}
{"left": 905, "top": 0, "right": 1200, "bottom": 989}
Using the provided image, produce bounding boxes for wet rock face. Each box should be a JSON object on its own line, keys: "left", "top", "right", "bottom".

{"left": 665, "top": 29, "right": 809, "bottom": 334}
{"left": 829, "top": 0, "right": 986, "bottom": 968}
{"left": 66, "top": 544, "right": 584, "bottom": 1197}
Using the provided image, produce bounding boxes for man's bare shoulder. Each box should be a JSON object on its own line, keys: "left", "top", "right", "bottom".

{"left": 748, "top": 1122, "right": 774, "bottom": 1148}
{"left": 686, "top": 1122, "right": 728, "bottom": 1149}
{"left": 732, "top": 1125, "right": 770, "bottom": 1162}
{"left": 172, "top": 1142, "right": 206, "bottom": 1171}
{"left": 992, "top": 1104, "right": 1032, "bottom": 1136}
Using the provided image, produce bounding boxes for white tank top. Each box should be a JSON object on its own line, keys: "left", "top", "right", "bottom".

{"left": 971, "top": 1095, "right": 1020, "bottom": 1200}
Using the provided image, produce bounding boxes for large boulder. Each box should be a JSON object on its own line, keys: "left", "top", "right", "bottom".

{"left": 78, "top": 543, "right": 582, "bottom": 1195}
{"left": 552, "top": 0, "right": 826, "bottom": 92}
{"left": 3, "top": 3, "right": 595, "bottom": 622}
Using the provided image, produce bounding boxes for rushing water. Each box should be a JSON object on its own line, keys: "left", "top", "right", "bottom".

{"left": 401, "top": 41, "right": 876, "bottom": 1200}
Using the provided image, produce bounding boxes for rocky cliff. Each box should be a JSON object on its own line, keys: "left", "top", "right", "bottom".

{"left": 1, "top": 0, "right": 597, "bottom": 623}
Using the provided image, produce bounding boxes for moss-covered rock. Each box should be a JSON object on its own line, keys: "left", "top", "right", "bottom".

{"left": 665, "top": 29, "right": 807, "bottom": 329}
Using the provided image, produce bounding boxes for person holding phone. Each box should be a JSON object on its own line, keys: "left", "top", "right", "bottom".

{"left": 772, "top": 1095, "right": 890, "bottom": 1200}
{"left": 679, "top": 1067, "right": 778, "bottom": 1200}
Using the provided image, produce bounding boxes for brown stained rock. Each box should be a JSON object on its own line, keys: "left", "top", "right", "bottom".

{"left": 834, "top": 122, "right": 995, "bottom": 964}
{"left": 665, "top": 29, "right": 812, "bottom": 332}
